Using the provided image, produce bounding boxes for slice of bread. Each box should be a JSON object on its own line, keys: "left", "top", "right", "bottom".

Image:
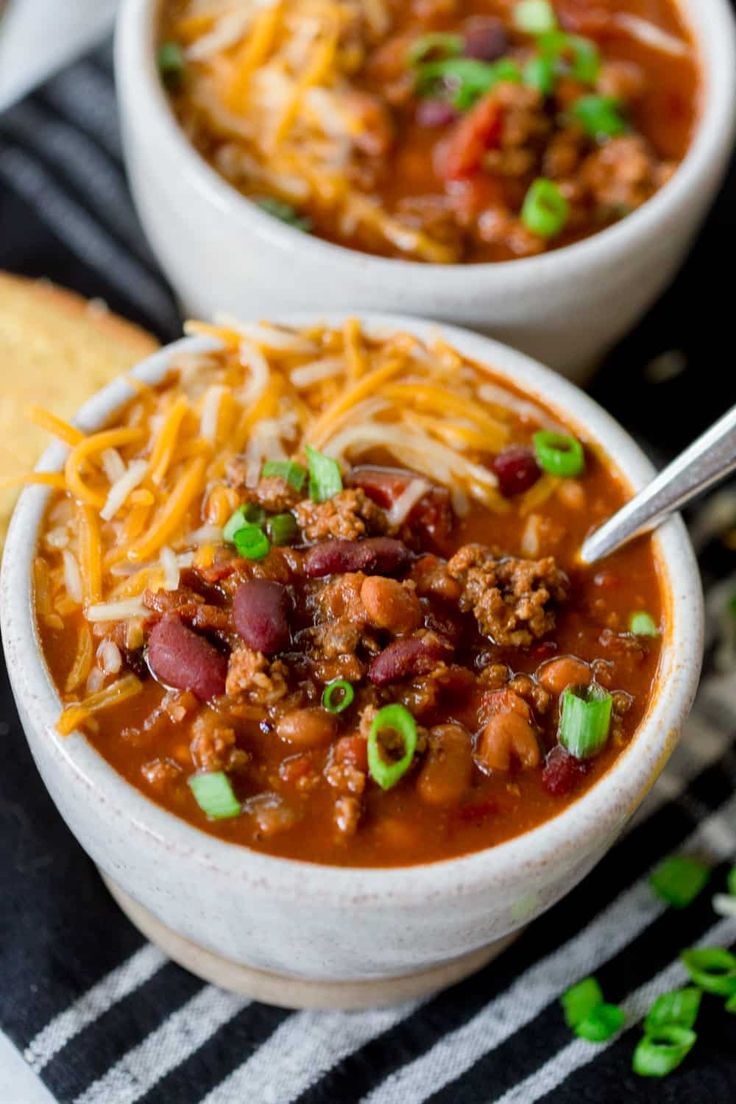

{"left": 0, "top": 273, "right": 159, "bottom": 545}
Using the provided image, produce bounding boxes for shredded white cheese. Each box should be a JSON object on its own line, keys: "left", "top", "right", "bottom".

{"left": 160, "top": 546, "right": 181, "bottom": 591}
{"left": 200, "top": 385, "right": 227, "bottom": 443}
{"left": 97, "top": 639, "right": 123, "bottom": 676}
{"left": 101, "top": 448, "right": 126, "bottom": 485}
{"left": 239, "top": 337, "right": 271, "bottom": 405}
{"left": 180, "top": 524, "right": 224, "bottom": 547}
{"left": 86, "top": 598, "right": 149, "bottom": 622}
{"left": 387, "top": 478, "right": 430, "bottom": 527}
{"left": 214, "top": 315, "right": 318, "bottom": 354}
{"left": 62, "top": 550, "right": 83, "bottom": 606}
{"left": 290, "top": 357, "right": 344, "bottom": 389}
{"left": 613, "top": 14, "right": 688, "bottom": 56}
{"left": 100, "top": 460, "right": 148, "bottom": 522}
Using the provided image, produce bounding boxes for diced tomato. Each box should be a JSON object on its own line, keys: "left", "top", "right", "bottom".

{"left": 437, "top": 94, "right": 502, "bottom": 181}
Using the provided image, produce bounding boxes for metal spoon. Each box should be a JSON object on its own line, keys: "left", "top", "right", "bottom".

{"left": 580, "top": 404, "right": 736, "bottom": 565}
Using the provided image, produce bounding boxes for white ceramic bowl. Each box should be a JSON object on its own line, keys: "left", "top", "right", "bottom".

{"left": 116, "top": 0, "right": 736, "bottom": 380}
{"left": 0, "top": 316, "right": 703, "bottom": 1006}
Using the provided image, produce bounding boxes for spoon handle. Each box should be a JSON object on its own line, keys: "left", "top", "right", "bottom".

{"left": 581, "top": 404, "right": 736, "bottom": 565}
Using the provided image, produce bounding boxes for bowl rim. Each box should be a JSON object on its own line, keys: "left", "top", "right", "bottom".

{"left": 0, "top": 313, "right": 704, "bottom": 903}
{"left": 116, "top": 0, "right": 736, "bottom": 286}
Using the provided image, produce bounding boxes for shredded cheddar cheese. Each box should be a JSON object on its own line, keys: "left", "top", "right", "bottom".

{"left": 28, "top": 316, "right": 578, "bottom": 740}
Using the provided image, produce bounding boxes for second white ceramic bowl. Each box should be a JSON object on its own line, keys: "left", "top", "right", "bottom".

{"left": 1, "top": 315, "right": 703, "bottom": 1004}
{"left": 116, "top": 0, "right": 736, "bottom": 380}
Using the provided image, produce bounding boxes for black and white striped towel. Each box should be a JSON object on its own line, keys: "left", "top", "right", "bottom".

{"left": 1, "top": 40, "right": 736, "bottom": 1104}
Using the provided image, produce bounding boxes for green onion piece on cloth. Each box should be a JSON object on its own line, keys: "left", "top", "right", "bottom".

{"left": 644, "top": 988, "right": 701, "bottom": 1034}
{"left": 650, "top": 856, "right": 710, "bottom": 909}
{"left": 681, "top": 947, "right": 736, "bottom": 996}
{"left": 632, "top": 1025, "right": 697, "bottom": 1078}
{"left": 561, "top": 977, "right": 604, "bottom": 1028}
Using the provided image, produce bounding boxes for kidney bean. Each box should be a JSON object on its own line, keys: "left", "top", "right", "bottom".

{"left": 360, "top": 576, "right": 422, "bottom": 634}
{"left": 542, "top": 745, "right": 589, "bottom": 796}
{"left": 276, "top": 707, "right": 338, "bottom": 748}
{"left": 416, "top": 98, "right": 458, "bottom": 128}
{"left": 463, "top": 17, "right": 509, "bottom": 61}
{"left": 147, "top": 615, "right": 228, "bottom": 701}
{"left": 417, "top": 724, "right": 473, "bottom": 806}
{"left": 491, "top": 446, "right": 541, "bottom": 498}
{"left": 233, "top": 579, "right": 291, "bottom": 654}
{"left": 303, "top": 537, "right": 410, "bottom": 578}
{"left": 368, "top": 634, "right": 452, "bottom": 686}
{"left": 347, "top": 466, "right": 453, "bottom": 545}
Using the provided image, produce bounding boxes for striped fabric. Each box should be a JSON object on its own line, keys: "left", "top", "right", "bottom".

{"left": 0, "top": 40, "right": 735, "bottom": 1104}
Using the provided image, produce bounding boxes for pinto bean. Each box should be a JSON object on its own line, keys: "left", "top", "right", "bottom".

{"left": 233, "top": 579, "right": 290, "bottom": 654}
{"left": 475, "top": 690, "right": 540, "bottom": 773}
{"left": 417, "top": 724, "right": 473, "bottom": 806}
{"left": 360, "top": 576, "right": 422, "bottom": 634}
{"left": 537, "top": 656, "right": 591, "bottom": 696}
{"left": 368, "top": 633, "right": 452, "bottom": 686}
{"left": 275, "top": 707, "right": 338, "bottom": 748}
{"left": 303, "top": 537, "right": 410, "bottom": 578}
{"left": 147, "top": 615, "right": 228, "bottom": 702}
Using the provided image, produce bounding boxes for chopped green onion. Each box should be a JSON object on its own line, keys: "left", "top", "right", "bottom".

{"left": 408, "top": 32, "right": 463, "bottom": 65}
{"left": 632, "top": 1025, "right": 697, "bottom": 1078}
{"left": 561, "top": 977, "right": 604, "bottom": 1028}
{"left": 233, "top": 524, "right": 271, "bottom": 561}
{"left": 322, "top": 679, "right": 355, "bottom": 714}
{"left": 574, "top": 1003, "right": 625, "bottom": 1043}
{"left": 261, "top": 459, "right": 307, "bottom": 492}
{"left": 158, "top": 41, "right": 186, "bottom": 88}
{"left": 644, "top": 988, "right": 701, "bottom": 1034}
{"left": 650, "top": 856, "right": 710, "bottom": 909}
{"left": 416, "top": 57, "right": 521, "bottom": 111}
{"left": 727, "top": 864, "right": 736, "bottom": 896}
{"left": 521, "top": 178, "right": 569, "bottom": 239}
{"left": 572, "top": 95, "right": 628, "bottom": 140}
{"left": 533, "top": 430, "right": 585, "bottom": 476}
{"left": 368, "top": 704, "right": 418, "bottom": 791}
{"left": 681, "top": 948, "right": 736, "bottom": 997}
{"left": 514, "top": 0, "right": 558, "bottom": 35}
{"left": 539, "top": 31, "right": 600, "bottom": 84}
{"left": 305, "top": 444, "right": 343, "bottom": 503}
{"left": 727, "top": 993, "right": 736, "bottom": 1014}
{"left": 188, "top": 772, "right": 240, "bottom": 819}
{"left": 223, "top": 503, "right": 264, "bottom": 543}
{"left": 255, "top": 197, "right": 312, "bottom": 231}
{"left": 558, "top": 683, "right": 612, "bottom": 759}
{"left": 266, "top": 513, "right": 298, "bottom": 547}
{"left": 523, "top": 54, "right": 556, "bottom": 95}
{"left": 629, "top": 611, "right": 659, "bottom": 637}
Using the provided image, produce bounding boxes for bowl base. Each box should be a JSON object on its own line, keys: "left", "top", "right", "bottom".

{"left": 101, "top": 873, "right": 519, "bottom": 1010}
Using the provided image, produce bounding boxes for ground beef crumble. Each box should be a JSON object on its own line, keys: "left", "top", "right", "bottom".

{"left": 447, "top": 543, "right": 568, "bottom": 647}
{"left": 294, "top": 488, "right": 388, "bottom": 541}
{"left": 226, "top": 646, "right": 289, "bottom": 704}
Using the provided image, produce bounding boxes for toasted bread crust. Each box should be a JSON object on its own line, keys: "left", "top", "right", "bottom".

{"left": 0, "top": 273, "right": 160, "bottom": 544}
